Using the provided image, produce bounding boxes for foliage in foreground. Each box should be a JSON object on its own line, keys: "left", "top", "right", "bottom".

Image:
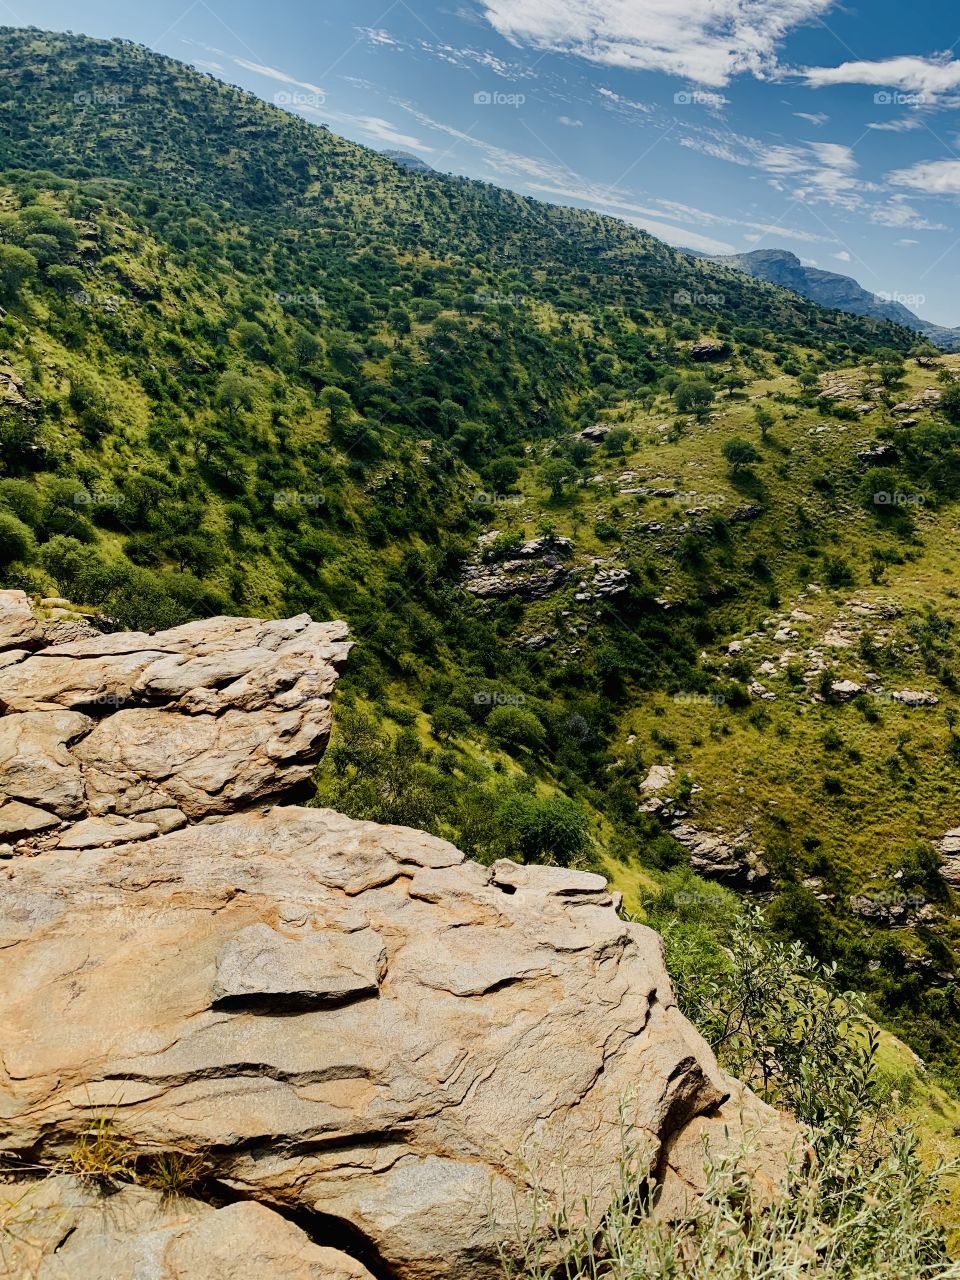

{"left": 504, "top": 901, "right": 960, "bottom": 1278}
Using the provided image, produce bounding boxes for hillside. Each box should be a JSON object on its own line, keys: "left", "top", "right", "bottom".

{"left": 4, "top": 24, "right": 960, "bottom": 1107}
{"left": 711, "top": 248, "right": 960, "bottom": 352}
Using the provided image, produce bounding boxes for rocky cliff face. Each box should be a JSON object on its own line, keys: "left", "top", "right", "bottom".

{"left": 0, "top": 592, "right": 796, "bottom": 1280}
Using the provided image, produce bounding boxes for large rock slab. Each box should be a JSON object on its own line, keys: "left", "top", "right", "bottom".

{"left": 0, "top": 806, "right": 795, "bottom": 1279}
{"left": 0, "top": 1176, "right": 374, "bottom": 1279}
{"left": 0, "top": 592, "right": 797, "bottom": 1279}
{"left": 0, "top": 594, "right": 351, "bottom": 840}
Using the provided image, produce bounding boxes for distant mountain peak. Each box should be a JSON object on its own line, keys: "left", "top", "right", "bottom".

{"left": 381, "top": 149, "right": 434, "bottom": 173}
{"left": 710, "top": 247, "right": 960, "bottom": 352}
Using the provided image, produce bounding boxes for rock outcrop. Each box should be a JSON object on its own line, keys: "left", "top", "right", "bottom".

{"left": 0, "top": 592, "right": 797, "bottom": 1280}
{"left": 0, "top": 1176, "right": 374, "bottom": 1279}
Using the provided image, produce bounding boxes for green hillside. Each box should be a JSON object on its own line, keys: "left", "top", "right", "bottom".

{"left": 5, "top": 26, "right": 960, "bottom": 1101}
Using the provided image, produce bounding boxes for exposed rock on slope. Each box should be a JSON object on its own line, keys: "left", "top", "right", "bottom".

{"left": 0, "top": 597, "right": 351, "bottom": 842}
{"left": 0, "top": 1177, "right": 375, "bottom": 1279}
{"left": 0, "top": 593, "right": 797, "bottom": 1279}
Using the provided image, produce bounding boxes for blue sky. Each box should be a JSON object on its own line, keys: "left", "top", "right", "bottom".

{"left": 10, "top": 0, "right": 960, "bottom": 324}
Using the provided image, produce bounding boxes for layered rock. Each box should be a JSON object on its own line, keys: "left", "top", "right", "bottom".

{"left": 0, "top": 599, "right": 351, "bottom": 844}
{"left": 0, "top": 592, "right": 797, "bottom": 1280}
{"left": 0, "top": 1176, "right": 374, "bottom": 1279}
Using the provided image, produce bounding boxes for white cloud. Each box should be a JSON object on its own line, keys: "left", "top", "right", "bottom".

{"left": 889, "top": 159, "right": 960, "bottom": 196}
{"left": 869, "top": 195, "right": 947, "bottom": 231}
{"left": 193, "top": 59, "right": 224, "bottom": 73}
{"left": 621, "top": 216, "right": 735, "bottom": 254}
{"left": 232, "top": 58, "right": 325, "bottom": 95}
{"left": 680, "top": 129, "right": 865, "bottom": 208}
{"left": 314, "top": 109, "right": 435, "bottom": 153}
{"left": 597, "top": 86, "right": 653, "bottom": 114}
{"left": 867, "top": 117, "right": 925, "bottom": 132}
{"left": 480, "top": 0, "right": 838, "bottom": 86}
{"left": 803, "top": 54, "right": 960, "bottom": 97}
{"left": 833, "top": 250, "right": 851, "bottom": 261}
{"left": 394, "top": 103, "right": 573, "bottom": 183}
{"left": 794, "top": 111, "right": 828, "bottom": 125}
{"left": 897, "top": 238, "right": 920, "bottom": 245}
{"left": 558, "top": 115, "right": 584, "bottom": 126}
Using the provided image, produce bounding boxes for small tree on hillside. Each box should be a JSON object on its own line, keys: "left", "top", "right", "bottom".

{"left": 722, "top": 437, "right": 761, "bottom": 473}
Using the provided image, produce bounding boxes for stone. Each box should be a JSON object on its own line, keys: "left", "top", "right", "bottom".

{"left": 0, "top": 805, "right": 795, "bottom": 1278}
{"left": 0, "top": 587, "right": 41, "bottom": 651}
{"left": 640, "top": 763, "right": 676, "bottom": 794}
{"left": 0, "top": 798, "right": 59, "bottom": 838}
{"left": 0, "top": 594, "right": 351, "bottom": 835}
{"left": 0, "top": 1176, "right": 375, "bottom": 1279}
{"left": 0, "top": 592, "right": 798, "bottom": 1279}
{"left": 671, "top": 822, "right": 772, "bottom": 891}
{"left": 891, "top": 689, "right": 940, "bottom": 707}
{"left": 56, "top": 814, "right": 160, "bottom": 849}
{"left": 829, "top": 680, "right": 864, "bottom": 701}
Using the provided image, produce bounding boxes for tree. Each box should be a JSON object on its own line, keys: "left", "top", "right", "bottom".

{"left": 216, "top": 370, "right": 257, "bottom": 421}
{"left": 0, "top": 244, "right": 37, "bottom": 300}
{"left": 319, "top": 386, "right": 355, "bottom": 432}
{"left": 940, "top": 382, "right": 960, "bottom": 425}
{"left": 673, "top": 378, "right": 715, "bottom": 417}
{"left": 486, "top": 704, "right": 545, "bottom": 748}
{"left": 722, "top": 437, "right": 761, "bottom": 473}
{"left": 720, "top": 372, "right": 746, "bottom": 397}
{"left": 291, "top": 328, "right": 322, "bottom": 369}
{"left": 432, "top": 705, "right": 472, "bottom": 744}
{"left": 602, "top": 426, "right": 631, "bottom": 456}
{"left": 540, "top": 458, "right": 576, "bottom": 499}
{"left": 754, "top": 405, "right": 775, "bottom": 440}
{"left": 0, "top": 511, "right": 35, "bottom": 565}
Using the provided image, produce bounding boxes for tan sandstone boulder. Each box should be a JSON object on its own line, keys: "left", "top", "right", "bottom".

{"left": 0, "top": 1176, "right": 374, "bottom": 1279}
{"left": 0, "top": 591, "right": 798, "bottom": 1280}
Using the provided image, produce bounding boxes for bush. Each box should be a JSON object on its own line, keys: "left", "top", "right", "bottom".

{"left": 0, "top": 510, "right": 36, "bottom": 566}
{"left": 486, "top": 705, "right": 545, "bottom": 749}
{"left": 495, "top": 791, "right": 590, "bottom": 866}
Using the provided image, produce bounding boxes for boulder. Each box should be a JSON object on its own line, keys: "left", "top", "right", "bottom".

{"left": 891, "top": 689, "right": 940, "bottom": 708}
{"left": 0, "top": 1176, "right": 374, "bottom": 1279}
{"left": 0, "top": 591, "right": 797, "bottom": 1279}
{"left": 0, "top": 594, "right": 351, "bottom": 838}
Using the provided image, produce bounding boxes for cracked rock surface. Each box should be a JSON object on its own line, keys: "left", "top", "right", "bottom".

{"left": 0, "top": 592, "right": 796, "bottom": 1280}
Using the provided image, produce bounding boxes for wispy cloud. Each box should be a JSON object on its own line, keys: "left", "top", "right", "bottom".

{"left": 869, "top": 195, "right": 947, "bottom": 231}
{"left": 803, "top": 54, "right": 960, "bottom": 98}
{"left": 680, "top": 128, "right": 866, "bottom": 208}
{"left": 480, "top": 0, "right": 838, "bottom": 87}
{"left": 794, "top": 111, "right": 828, "bottom": 125}
{"left": 232, "top": 58, "right": 325, "bottom": 96}
{"left": 889, "top": 158, "right": 960, "bottom": 196}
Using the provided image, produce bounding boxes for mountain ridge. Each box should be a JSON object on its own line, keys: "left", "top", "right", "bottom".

{"left": 706, "top": 247, "right": 960, "bottom": 352}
